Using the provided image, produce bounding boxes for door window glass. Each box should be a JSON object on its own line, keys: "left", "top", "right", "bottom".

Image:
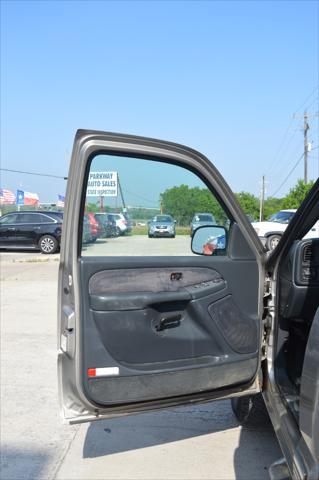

{"left": 81, "top": 154, "right": 230, "bottom": 256}
{"left": 0, "top": 214, "right": 19, "bottom": 224}
{"left": 304, "top": 219, "right": 319, "bottom": 239}
{"left": 39, "top": 214, "right": 56, "bottom": 223}
{"left": 17, "top": 213, "right": 40, "bottom": 224}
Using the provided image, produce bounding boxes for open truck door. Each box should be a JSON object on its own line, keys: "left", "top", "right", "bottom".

{"left": 58, "top": 130, "right": 266, "bottom": 424}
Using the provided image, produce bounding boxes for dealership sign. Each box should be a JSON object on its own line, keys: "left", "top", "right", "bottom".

{"left": 86, "top": 171, "right": 118, "bottom": 197}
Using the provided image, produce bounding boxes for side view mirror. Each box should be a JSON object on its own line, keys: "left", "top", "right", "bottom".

{"left": 174, "top": 220, "right": 177, "bottom": 224}
{"left": 191, "top": 225, "right": 227, "bottom": 256}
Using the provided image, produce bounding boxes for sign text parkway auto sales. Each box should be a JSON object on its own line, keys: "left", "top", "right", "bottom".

{"left": 86, "top": 171, "right": 118, "bottom": 197}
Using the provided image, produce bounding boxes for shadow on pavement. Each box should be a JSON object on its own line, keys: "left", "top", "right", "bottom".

{"left": 83, "top": 401, "right": 239, "bottom": 458}
{"left": 233, "top": 426, "right": 281, "bottom": 479}
{"left": 83, "top": 400, "right": 281, "bottom": 479}
{"left": 0, "top": 447, "right": 50, "bottom": 480}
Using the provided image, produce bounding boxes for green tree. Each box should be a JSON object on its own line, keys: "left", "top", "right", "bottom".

{"left": 86, "top": 202, "right": 112, "bottom": 213}
{"left": 235, "top": 192, "right": 259, "bottom": 221}
{"left": 264, "top": 197, "right": 284, "bottom": 219}
{"left": 281, "top": 179, "right": 315, "bottom": 209}
{"left": 86, "top": 202, "right": 99, "bottom": 212}
{"left": 129, "top": 208, "right": 160, "bottom": 220}
{"left": 160, "top": 185, "right": 227, "bottom": 226}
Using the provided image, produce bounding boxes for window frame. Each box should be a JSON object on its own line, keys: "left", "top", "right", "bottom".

{"left": 80, "top": 151, "right": 234, "bottom": 257}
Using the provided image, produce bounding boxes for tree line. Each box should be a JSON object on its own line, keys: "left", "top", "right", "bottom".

{"left": 160, "top": 179, "right": 315, "bottom": 226}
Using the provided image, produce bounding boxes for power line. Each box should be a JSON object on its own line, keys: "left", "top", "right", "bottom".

{"left": 270, "top": 152, "right": 304, "bottom": 197}
{"left": 122, "top": 187, "right": 158, "bottom": 207}
{"left": 272, "top": 138, "right": 302, "bottom": 180}
{"left": 0, "top": 168, "right": 67, "bottom": 180}
{"left": 267, "top": 126, "right": 300, "bottom": 178}
{"left": 305, "top": 95, "right": 319, "bottom": 111}
{"left": 265, "top": 85, "right": 319, "bottom": 176}
{"left": 293, "top": 84, "right": 319, "bottom": 116}
{"left": 265, "top": 118, "right": 295, "bottom": 175}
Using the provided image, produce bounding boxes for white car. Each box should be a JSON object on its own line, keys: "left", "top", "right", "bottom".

{"left": 107, "top": 213, "right": 132, "bottom": 235}
{"left": 252, "top": 209, "right": 319, "bottom": 250}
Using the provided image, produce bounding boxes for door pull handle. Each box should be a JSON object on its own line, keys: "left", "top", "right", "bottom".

{"left": 155, "top": 314, "right": 182, "bottom": 332}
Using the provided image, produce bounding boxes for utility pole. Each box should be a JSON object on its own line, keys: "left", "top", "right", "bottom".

{"left": 117, "top": 176, "right": 127, "bottom": 212}
{"left": 259, "top": 175, "right": 265, "bottom": 222}
{"left": 294, "top": 109, "right": 318, "bottom": 183}
{"left": 99, "top": 195, "right": 104, "bottom": 212}
{"left": 303, "top": 110, "right": 310, "bottom": 184}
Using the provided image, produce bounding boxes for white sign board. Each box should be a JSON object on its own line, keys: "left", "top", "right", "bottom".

{"left": 87, "top": 171, "right": 118, "bottom": 197}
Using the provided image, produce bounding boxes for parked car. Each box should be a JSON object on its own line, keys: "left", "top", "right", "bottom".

{"left": 58, "top": 131, "right": 319, "bottom": 480}
{"left": 123, "top": 212, "right": 133, "bottom": 233}
{"left": 148, "top": 214, "right": 176, "bottom": 238}
{"left": 82, "top": 216, "right": 93, "bottom": 244}
{"left": 108, "top": 213, "right": 132, "bottom": 235}
{"left": 0, "top": 210, "right": 62, "bottom": 253}
{"left": 245, "top": 213, "right": 255, "bottom": 223}
{"left": 94, "top": 213, "right": 119, "bottom": 237}
{"left": 190, "top": 213, "right": 216, "bottom": 236}
{"left": 85, "top": 212, "right": 103, "bottom": 240}
{"left": 252, "top": 209, "right": 319, "bottom": 250}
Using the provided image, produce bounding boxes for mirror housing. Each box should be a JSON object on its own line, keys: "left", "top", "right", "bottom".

{"left": 191, "top": 225, "right": 227, "bottom": 256}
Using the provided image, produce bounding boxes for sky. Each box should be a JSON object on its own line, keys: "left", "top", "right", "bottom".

{"left": 89, "top": 154, "right": 209, "bottom": 208}
{"left": 1, "top": 0, "right": 318, "bottom": 206}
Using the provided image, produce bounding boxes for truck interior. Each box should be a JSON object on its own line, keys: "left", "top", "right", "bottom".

{"left": 275, "top": 232, "right": 319, "bottom": 423}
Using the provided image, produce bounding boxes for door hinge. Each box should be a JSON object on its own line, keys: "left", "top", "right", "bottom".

{"left": 261, "top": 275, "right": 273, "bottom": 359}
{"left": 60, "top": 306, "right": 75, "bottom": 357}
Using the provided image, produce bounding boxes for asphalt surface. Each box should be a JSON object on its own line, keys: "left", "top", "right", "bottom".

{"left": 1, "top": 248, "right": 282, "bottom": 480}
{"left": 83, "top": 234, "right": 195, "bottom": 256}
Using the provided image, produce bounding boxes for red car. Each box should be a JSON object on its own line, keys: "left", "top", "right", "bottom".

{"left": 85, "top": 213, "right": 102, "bottom": 241}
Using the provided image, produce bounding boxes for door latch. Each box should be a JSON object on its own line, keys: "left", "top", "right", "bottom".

{"left": 170, "top": 272, "right": 183, "bottom": 281}
{"left": 155, "top": 314, "right": 182, "bottom": 332}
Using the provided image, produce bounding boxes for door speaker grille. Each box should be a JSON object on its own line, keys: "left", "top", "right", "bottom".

{"left": 208, "top": 296, "right": 258, "bottom": 354}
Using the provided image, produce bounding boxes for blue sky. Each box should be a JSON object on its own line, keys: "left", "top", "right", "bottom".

{"left": 1, "top": 0, "right": 318, "bottom": 205}
{"left": 89, "top": 154, "right": 209, "bottom": 208}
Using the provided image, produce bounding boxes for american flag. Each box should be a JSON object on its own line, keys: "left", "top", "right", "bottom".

{"left": 0, "top": 189, "right": 16, "bottom": 205}
{"left": 57, "top": 194, "right": 65, "bottom": 208}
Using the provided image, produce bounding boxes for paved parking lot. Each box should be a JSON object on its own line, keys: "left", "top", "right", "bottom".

{"left": 83, "top": 234, "right": 195, "bottom": 256}
{"left": 1, "top": 250, "right": 281, "bottom": 480}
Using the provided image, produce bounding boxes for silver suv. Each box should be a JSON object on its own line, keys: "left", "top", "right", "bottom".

{"left": 190, "top": 213, "right": 216, "bottom": 236}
